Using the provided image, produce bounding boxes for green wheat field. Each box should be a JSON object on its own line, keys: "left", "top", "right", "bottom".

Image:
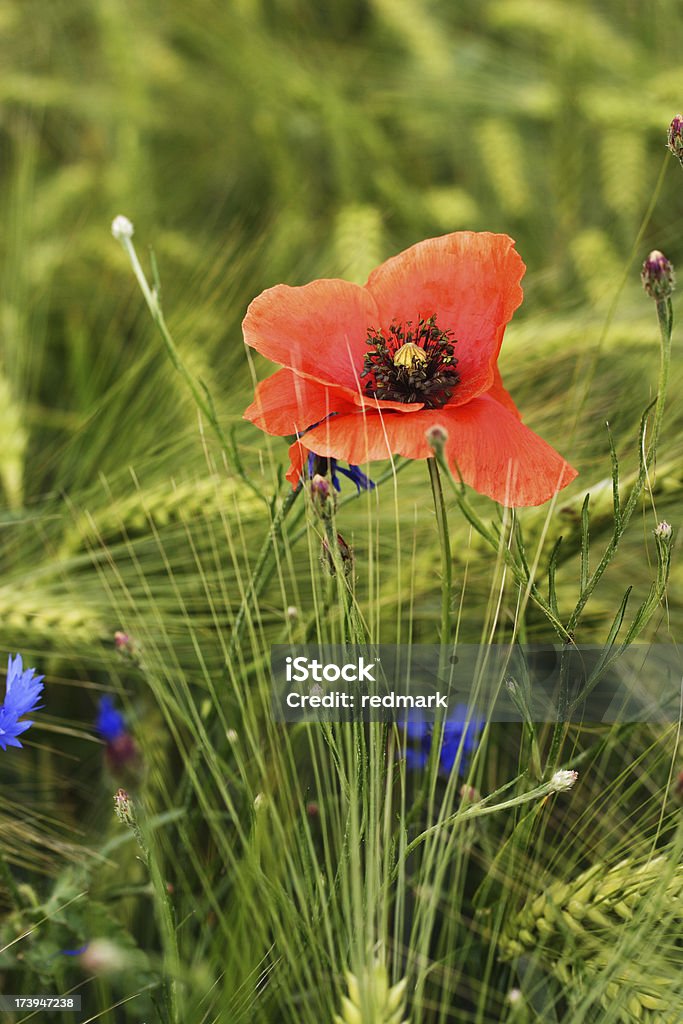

{"left": 1, "top": 2, "right": 683, "bottom": 1022}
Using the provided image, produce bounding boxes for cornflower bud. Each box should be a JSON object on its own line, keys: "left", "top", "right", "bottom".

{"left": 113, "top": 788, "right": 134, "bottom": 827}
{"left": 641, "top": 250, "right": 675, "bottom": 300}
{"left": 113, "top": 788, "right": 146, "bottom": 858}
{"left": 311, "top": 473, "right": 335, "bottom": 517}
{"left": 322, "top": 532, "right": 354, "bottom": 577}
{"left": 114, "top": 631, "right": 138, "bottom": 661}
{"left": 654, "top": 520, "right": 673, "bottom": 542}
{"left": 550, "top": 768, "right": 578, "bottom": 792}
{"left": 667, "top": 114, "right": 683, "bottom": 164}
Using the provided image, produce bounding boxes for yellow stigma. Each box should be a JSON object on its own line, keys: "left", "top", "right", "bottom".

{"left": 393, "top": 342, "right": 427, "bottom": 369}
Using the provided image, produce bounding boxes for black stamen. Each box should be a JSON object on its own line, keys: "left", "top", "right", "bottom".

{"left": 361, "top": 315, "right": 459, "bottom": 408}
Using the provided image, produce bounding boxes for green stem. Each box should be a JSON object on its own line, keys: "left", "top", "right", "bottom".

{"left": 322, "top": 512, "right": 363, "bottom": 644}
{"left": 392, "top": 773, "right": 573, "bottom": 879}
{"left": 402, "top": 457, "right": 453, "bottom": 836}
{"left": 227, "top": 482, "right": 303, "bottom": 663}
{"left": 427, "top": 457, "right": 452, "bottom": 658}
{"left": 564, "top": 297, "right": 671, "bottom": 639}
{"left": 433, "top": 449, "right": 570, "bottom": 640}
{"left": 117, "top": 232, "right": 264, "bottom": 504}
{"left": 119, "top": 798, "right": 180, "bottom": 1024}
{"left": 545, "top": 295, "right": 673, "bottom": 772}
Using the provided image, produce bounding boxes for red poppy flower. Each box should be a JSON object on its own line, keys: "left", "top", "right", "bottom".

{"left": 243, "top": 232, "right": 577, "bottom": 507}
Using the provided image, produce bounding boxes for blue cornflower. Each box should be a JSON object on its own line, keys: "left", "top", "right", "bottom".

{"left": 95, "top": 696, "right": 138, "bottom": 771}
{"left": 306, "top": 452, "right": 374, "bottom": 493}
{"left": 0, "top": 654, "right": 44, "bottom": 751}
{"left": 402, "top": 704, "right": 484, "bottom": 775}
{"left": 95, "top": 695, "right": 126, "bottom": 742}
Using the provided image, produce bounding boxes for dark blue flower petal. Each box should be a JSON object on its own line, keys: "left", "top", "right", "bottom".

{"left": 401, "top": 704, "right": 484, "bottom": 778}
{"left": 4, "top": 655, "right": 44, "bottom": 718}
{"left": 438, "top": 705, "right": 485, "bottom": 774}
{"left": 401, "top": 712, "right": 430, "bottom": 742}
{"left": 329, "top": 460, "right": 342, "bottom": 492}
{"left": 95, "top": 696, "right": 127, "bottom": 743}
{"left": 59, "top": 944, "right": 89, "bottom": 957}
{"left": 335, "top": 463, "right": 375, "bottom": 492}
{"left": 405, "top": 747, "right": 429, "bottom": 770}
{"left": 0, "top": 654, "right": 44, "bottom": 751}
{"left": 305, "top": 452, "right": 374, "bottom": 493}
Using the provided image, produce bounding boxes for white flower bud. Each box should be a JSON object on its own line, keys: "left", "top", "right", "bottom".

{"left": 80, "top": 938, "right": 130, "bottom": 975}
{"left": 111, "top": 215, "right": 134, "bottom": 241}
{"left": 550, "top": 769, "right": 578, "bottom": 792}
{"left": 654, "top": 520, "right": 673, "bottom": 542}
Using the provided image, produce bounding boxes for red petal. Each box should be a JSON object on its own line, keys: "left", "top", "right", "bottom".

{"left": 243, "top": 369, "right": 357, "bottom": 436}
{"left": 243, "top": 280, "right": 378, "bottom": 390}
{"left": 365, "top": 232, "right": 525, "bottom": 405}
{"left": 301, "top": 397, "right": 576, "bottom": 507}
{"left": 439, "top": 396, "right": 576, "bottom": 506}
{"left": 485, "top": 364, "right": 522, "bottom": 420}
{"left": 303, "top": 409, "right": 439, "bottom": 464}
{"left": 286, "top": 438, "right": 308, "bottom": 488}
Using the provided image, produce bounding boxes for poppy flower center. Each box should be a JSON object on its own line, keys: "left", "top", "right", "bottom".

{"left": 360, "top": 315, "right": 459, "bottom": 408}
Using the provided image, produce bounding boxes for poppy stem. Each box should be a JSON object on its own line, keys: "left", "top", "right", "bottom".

{"left": 427, "top": 457, "right": 452, "bottom": 660}
{"left": 433, "top": 449, "right": 570, "bottom": 640}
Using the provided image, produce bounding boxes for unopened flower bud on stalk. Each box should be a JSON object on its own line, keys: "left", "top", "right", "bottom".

{"left": 113, "top": 788, "right": 134, "bottom": 826}
{"left": 322, "top": 532, "right": 354, "bottom": 576}
{"left": 311, "top": 473, "right": 335, "bottom": 517}
{"left": 654, "top": 520, "right": 673, "bottom": 542}
{"left": 667, "top": 114, "right": 683, "bottom": 164}
{"left": 550, "top": 769, "right": 578, "bottom": 792}
{"left": 641, "top": 250, "right": 675, "bottom": 300}
{"left": 460, "top": 783, "right": 480, "bottom": 804}
{"left": 114, "top": 630, "right": 138, "bottom": 661}
{"left": 426, "top": 424, "right": 449, "bottom": 452}
{"left": 111, "top": 215, "right": 134, "bottom": 241}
